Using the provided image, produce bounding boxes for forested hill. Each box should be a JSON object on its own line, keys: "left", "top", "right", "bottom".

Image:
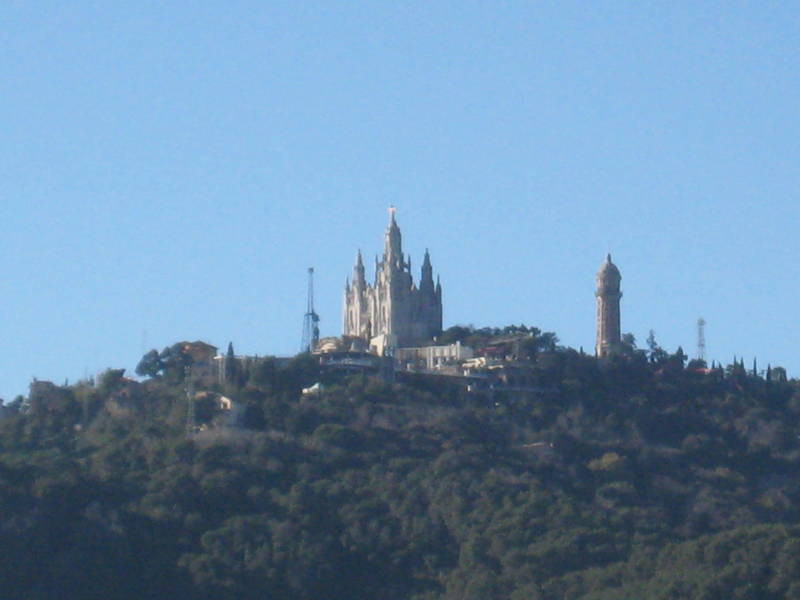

{"left": 2, "top": 336, "right": 800, "bottom": 599}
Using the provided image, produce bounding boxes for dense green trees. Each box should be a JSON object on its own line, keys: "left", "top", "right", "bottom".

{"left": 1, "top": 333, "right": 800, "bottom": 598}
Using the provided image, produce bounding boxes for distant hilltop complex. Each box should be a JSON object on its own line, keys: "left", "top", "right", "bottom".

{"left": 109, "top": 209, "right": 629, "bottom": 406}
{"left": 340, "top": 207, "right": 622, "bottom": 360}
{"left": 149, "top": 209, "right": 627, "bottom": 392}
{"left": 343, "top": 207, "right": 443, "bottom": 352}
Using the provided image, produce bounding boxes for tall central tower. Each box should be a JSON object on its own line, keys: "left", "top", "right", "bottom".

{"left": 595, "top": 254, "right": 622, "bottom": 357}
{"left": 343, "top": 208, "right": 442, "bottom": 349}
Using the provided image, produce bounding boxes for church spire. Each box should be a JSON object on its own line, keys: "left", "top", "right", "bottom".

{"left": 384, "top": 206, "right": 402, "bottom": 267}
{"left": 420, "top": 248, "right": 434, "bottom": 294}
{"left": 353, "top": 250, "right": 366, "bottom": 289}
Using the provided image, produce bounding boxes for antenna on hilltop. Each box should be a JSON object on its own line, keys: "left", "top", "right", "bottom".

{"left": 301, "top": 267, "right": 320, "bottom": 352}
{"left": 697, "top": 317, "right": 706, "bottom": 362}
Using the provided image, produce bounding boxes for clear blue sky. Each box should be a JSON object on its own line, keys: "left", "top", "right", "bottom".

{"left": 1, "top": 2, "right": 798, "bottom": 399}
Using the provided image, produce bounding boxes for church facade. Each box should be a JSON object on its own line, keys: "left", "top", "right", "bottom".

{"left": 343, "top": 209, "right": 442, "bottom": 350}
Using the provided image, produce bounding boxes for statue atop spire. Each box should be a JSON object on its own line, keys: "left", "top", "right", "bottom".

{"left": 384, "top": 206, "right": 403, "bottom": 267}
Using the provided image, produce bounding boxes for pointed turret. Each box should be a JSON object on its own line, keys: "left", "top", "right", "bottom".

{"left": 353, "top": 250, "right": 366, "bottom": 289}
{"left": 422, "top": 248, "right": 432, "bottom": 272}
{"left": 434, "top": 274, "right": 443, "bottom": 332}
{"left": 420, "top": 248, "right": 434, "bottom": 295}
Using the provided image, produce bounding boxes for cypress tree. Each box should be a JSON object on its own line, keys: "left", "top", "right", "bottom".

{"left": 225, "top": 342, "right": 237, "bottom": 383}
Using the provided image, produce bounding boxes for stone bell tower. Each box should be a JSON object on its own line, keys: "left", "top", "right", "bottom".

{"left": 595, "top": 254, "right": 622, "bottom": 357}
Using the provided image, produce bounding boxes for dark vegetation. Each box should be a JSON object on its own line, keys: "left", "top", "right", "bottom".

{"left": 1, "top": 329, "right": 800, "bottom": 599}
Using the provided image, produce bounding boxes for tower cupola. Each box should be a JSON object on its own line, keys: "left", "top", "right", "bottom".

{"left": 596, "top": 254, "right": 621, "bottom": 291}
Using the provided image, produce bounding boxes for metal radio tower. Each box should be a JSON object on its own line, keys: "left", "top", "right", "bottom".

{"left": 301, "top": 267, "right": 320, "bottom": 352}
{"left": 696, "top": 317, "right": 706, "bottom": 362}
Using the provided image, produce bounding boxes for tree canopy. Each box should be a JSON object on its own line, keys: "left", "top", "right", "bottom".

{"left": 1, "top": 329, "right": 799, "bottom": 599}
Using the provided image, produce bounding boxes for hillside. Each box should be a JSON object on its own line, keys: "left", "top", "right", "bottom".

{"left": 1, "top": 334, "right": 799, "bottom": 599}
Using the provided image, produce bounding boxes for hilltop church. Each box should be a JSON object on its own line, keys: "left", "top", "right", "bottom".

{"left": 342, "top": 207, "right": 623, "bottom": 361}
{"left": 343, "top": 208, "right": 443, "bottom": 351}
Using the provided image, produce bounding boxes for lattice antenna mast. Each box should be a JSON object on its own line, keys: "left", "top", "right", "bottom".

{"left": 697, "top": 317, "right": 706, "bottom": 362}
{"left": 301, "top": 267, "right": 320, "bottom": 352}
